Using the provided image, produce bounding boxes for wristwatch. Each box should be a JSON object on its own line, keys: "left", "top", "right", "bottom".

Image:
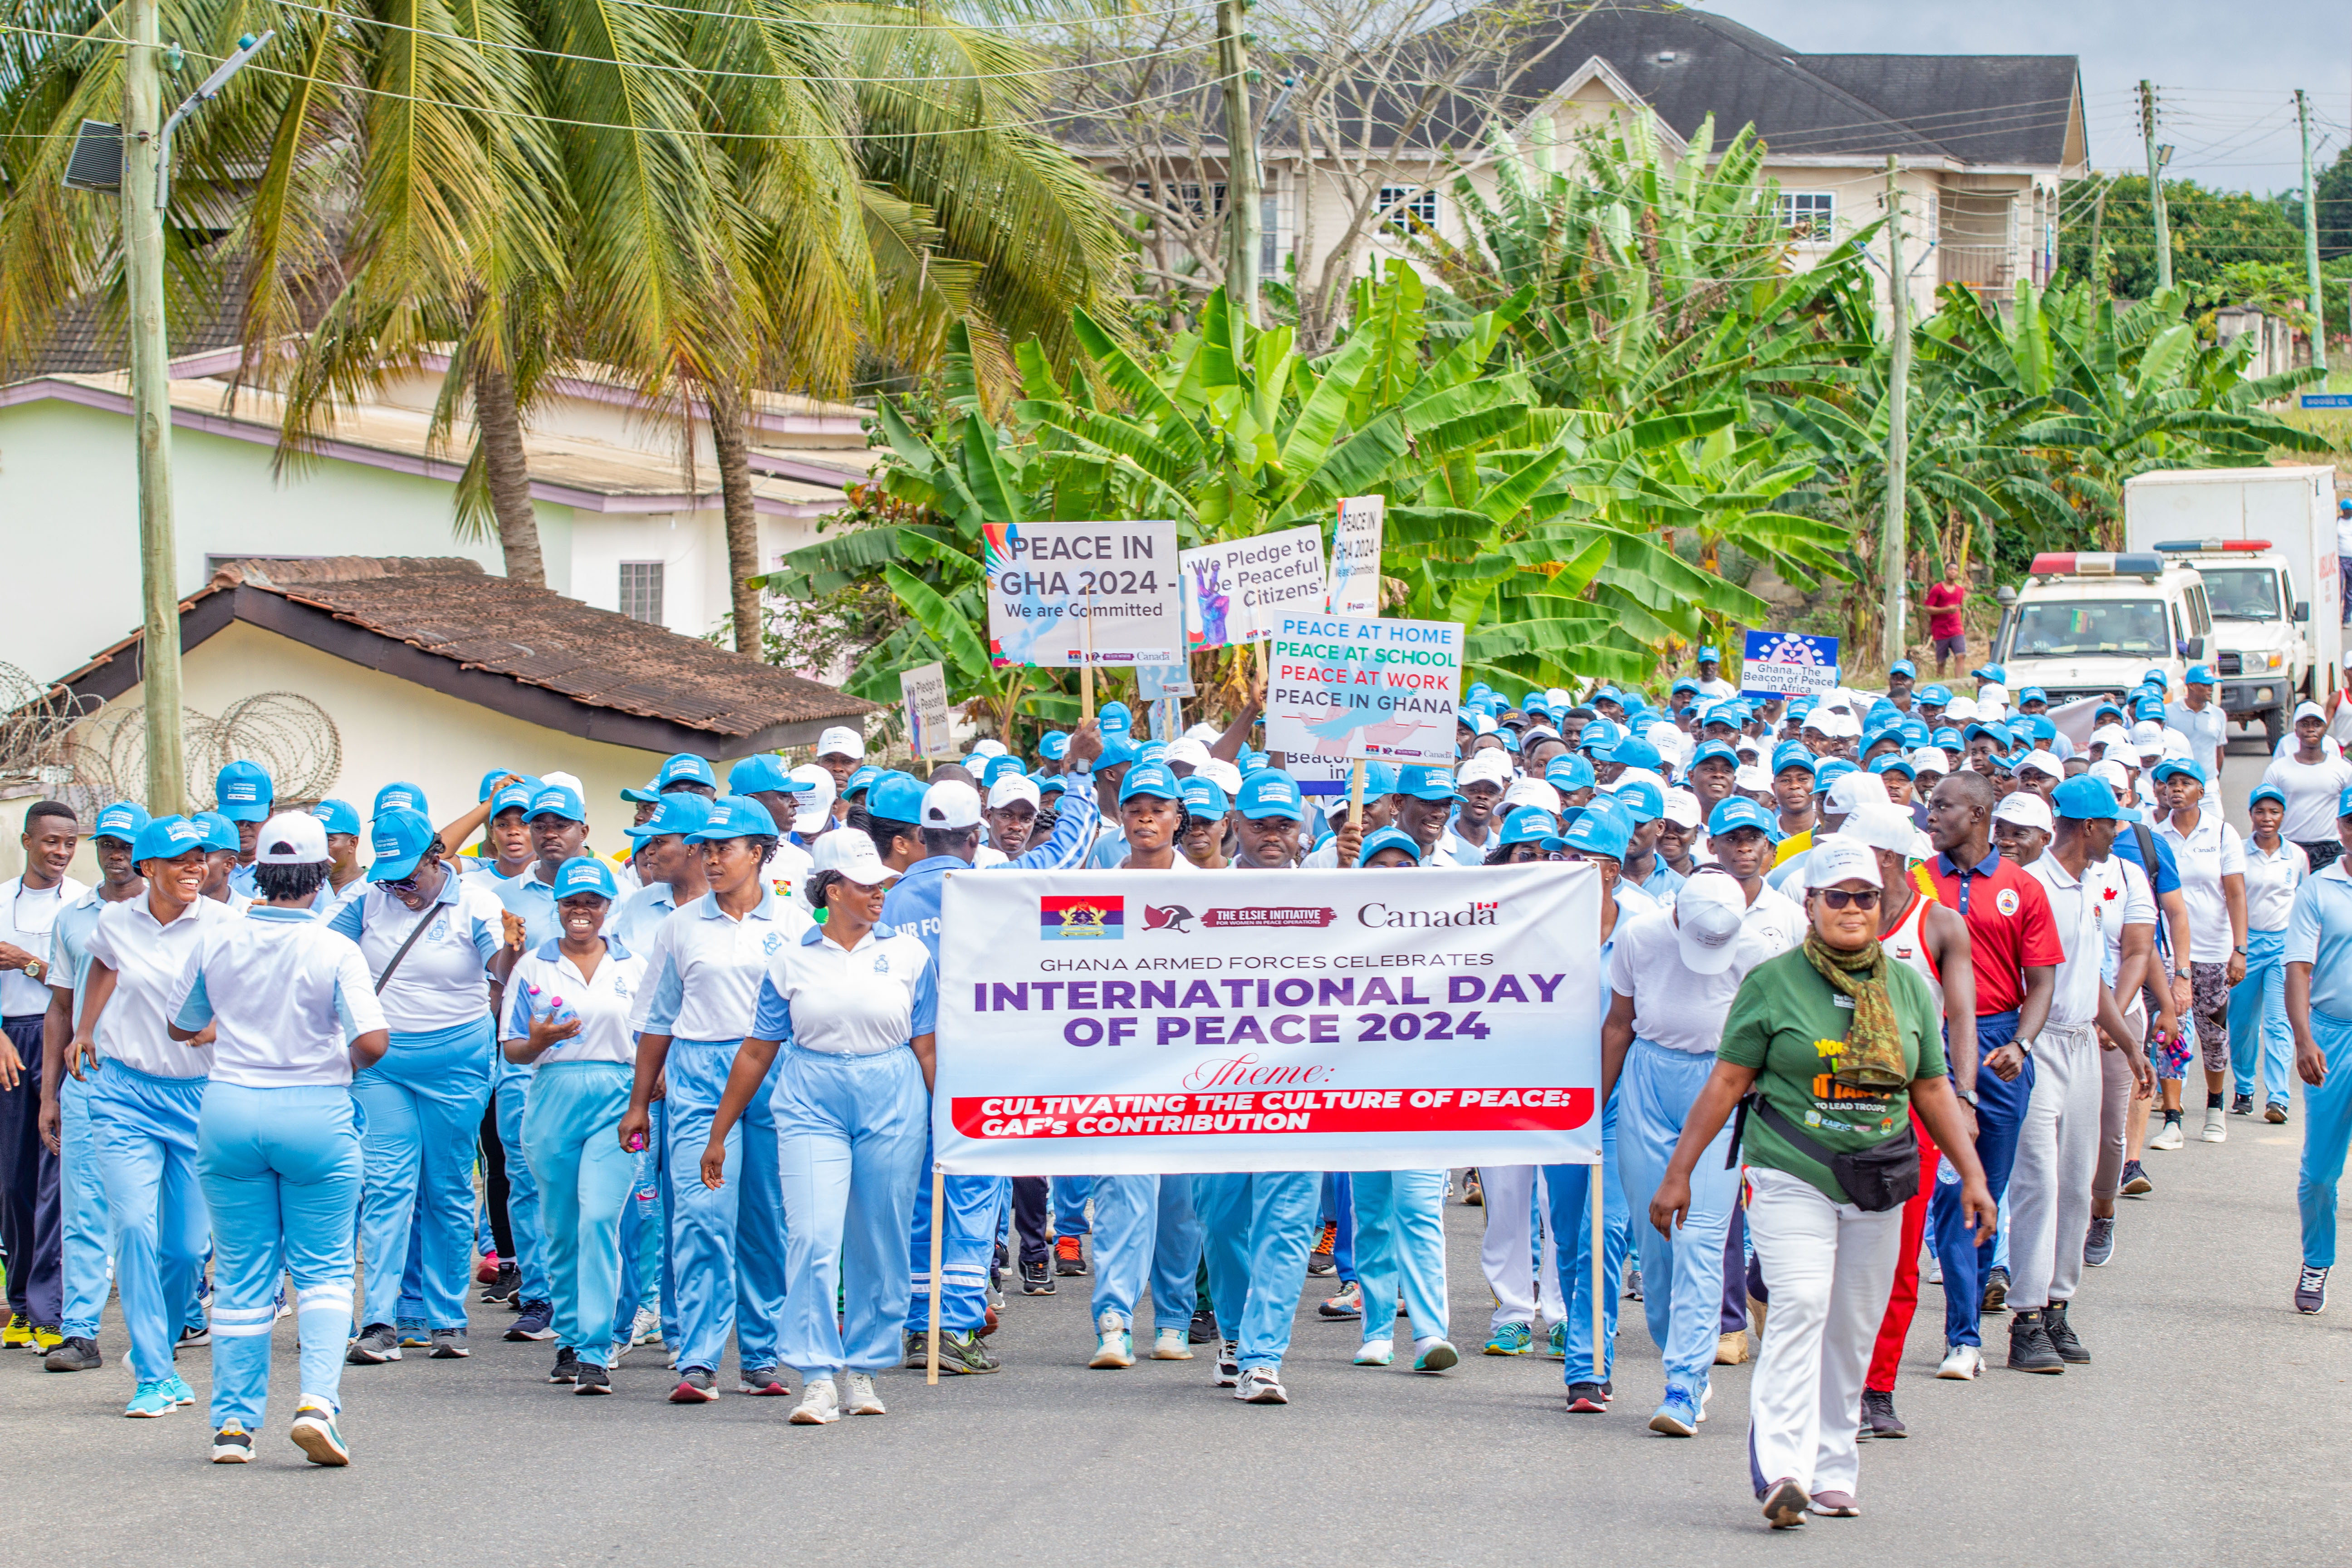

{"left": 1960, "top": 1087, "right": 1980, "bottom": 1108}
{"left": 21, "top": 958, "right": 44, "bottom": 983}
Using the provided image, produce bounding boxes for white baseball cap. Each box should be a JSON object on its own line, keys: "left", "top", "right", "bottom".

{"left": 1673, "top": 871, "right": 1749, "bottom": 975}
{"left": 1503, "top": 776, "right": 1563, "bottom": 814}
{"left": 2295, "top": 700, "right": 2328, "bottom": 724}
{"left": 1945, "top": 696, "right": 1979, "bottom": 723}
{"left": 811, "top": 827, "right": 893, "bottom": 885}
{"left": 1734, "top": 736, "right": 1764, "bottom": 759}
{"left": 1459, "top": 750, "right": 1515, "bottom": 789}
{"left": 1165, "top": 737, "right": 1212, "bottom": 770}
{"left": 1734, "top": 762, "right": 1772, "bottom": 793}
{"left": 2017, "top": 749, "right": 2064, "bottom": 779}
{"left": 255, "top": 810, "right": 328, "bottom": 864}
{"left": 541, "top": 770, "right": 584, "bottom": 797}
{"left": 920, "top": 779, "right": 983, "bottom": 831}
{"left": 1992, "top": 791, "right": 2053, "bottom": 833}
{"left": 2089, "top": 758, "right": 2134, "bottom": 794}
{"left": 2130, "top": 719, "right": 2166, "bottom": 758}
{"left": 1662, "top": 787, "right": 1703, "bottom": 829}
{"left": 968, "top": 739, "right": 1007, "bottom": 760}
{"left": 987, "top": 774, "right": 1042, "bottom": 811}
{"left": 1198, "top": 758, "right": 1243, "bottom": 796}
{"left": 1823, "top": 772, "right": 1890, "bottom": 815}
{"left": 788, "top": 764, "right": 836, "bottom": 833}
{"left": 2088, "top": 723, "right": 2132, "bottom": 755}
{"left": 1909, "top": 746, "right": 1950, "bottom": 775}
{"left": 1184, "top": 723, "right": 1223, "bottom": 744}
{"left": 1805, "top": 834, "right": 1884, "bottom": 889}
{"left": 1838, "top": 801, "right": 1922, "bottom": 856}
{"left": 816, "top": 725, "right": 866, "bottom": 760}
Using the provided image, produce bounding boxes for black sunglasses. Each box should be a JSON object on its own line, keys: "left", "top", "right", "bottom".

{"left": 1816, "top": 888, "right": 1881, "bottom": 911}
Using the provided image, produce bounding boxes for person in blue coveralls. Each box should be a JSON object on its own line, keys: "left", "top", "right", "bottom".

{"left": 166, "top": 811, "right": 389, "bottom": 1466}
{"left": 334, "top": 807, "right": 506, "bottom": 1365}
{"left": 618, "top": 794, "right": 808, "bottom": 1403}
{"left": 882, "top": 726, "right": 1102, "bottom": 1376}
{"left": 699, "top": 828, "right": 935, "bottom": 1426}
{"left": 70, "top": 814, "right": 244, "bottom": 1417}
{"left": 506, "top": 856, "right": 648, "bottom": 1394}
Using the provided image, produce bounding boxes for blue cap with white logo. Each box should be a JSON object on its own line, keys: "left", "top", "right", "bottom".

{"left": 1918, "top": 685, "right": 1953, "bottom": 706}
{"left": 2150, "top": 758, "right": 2206, "bottom": 787}
{"left": 1357, "top": 826, "right": 1423, "bottom": 867}
{"left": 627, "top": 792, "right": 713, "bottom": 841}
{"left": 552, "top": 856, "right": 619, "bottom": 902}
{"left": 2339, "top": 784, "right": 2352, "bottom": 821}
{"left": 368, "top": 808, "right": 437, "bottom": 882}
{"left": 657, "top": 753, "right": 718, "bottom": 790}
{"left": 490, "top": 778, "right": 541, "bottom": 817}
{"left": 1119, "top": 762, "right": 1182, "bottom": 803}
{"left": 214, "top": 759, "right": 274, "bottom": 823}
{"left": 1972, "top": 663, "right": 2006, "bottom": 684}
{"left": 866, "top": 772, "right": 926, "bottom": 823}
{"left": 1097, "top": 735, "right": 1140, "bottom": 771}
{"left": 526, "top": 784, "right": 586, "bottom": 823}
{"left": 1546, "top": 755, "right": 1597, "bottom": 793}
{"left": 1039, "top": 731, "right": 1071, "bottom": 762}
{"left": 1498, "top": 805, "right": 1563, "bottom": 848}
{"left": 310, "top": 799, "right": 363, "bottom": 837}
{"left": 2054, "top": 775, "right": 2132, "bottom": 822}
{"left": 1932, "top": 727, "right": 1965, "bottom": 751}
{"left": 1890, "top": 659, "right": 1916, "bottom": 678}
{"left": 1813, "top": 757, "right": 1858, "bottom": 791}
{"left": 1357, "top": 760, "right": 1400, "bottom": 796}
{"left": 1138, "top": 741, "right": 1171, "bottom": 766}
{"left": 1034, "top": 771, "right": 1069, "bottom": 797}
{"left": 1394, "top": 765, "right": 1458, "bottom": 802}
{"left": 985, "top": 755, "right": 1028, "bottom": 787}
{"left": 1237, "top": 770, "right": 1305, "bottom": 822}
{"left": 478, "top": 770, "right": 518, "bottom": 804}
{"left": 1578, "top": 719, "right": 1622, "bottom": 756}
{"left": 1180, "top": 777, "right": 1229, "bottom": 818}
{"left": 2018, "top": 686, "right": 2048, "bottom": 706}
{"left": 1691, "top": 741, "right": 1740, "bottom": 770}
{"left": 1610, "top": 778, "right": 1664, "bottom": 823}
{"left": 686, "top": 795, "right": 780, "bottom": 842}
{"left": 727, "top": 754, "right": 808, "bottom": 797}
{"left": 191, "top": 811, "right": 240, "bottom": 853}
{"left": 1708, "top": 796, "right": 1779, "bottom": 839}
{"left": 1099, "top": 701, "right": 1133, "bottom": 725}
{"left": 1871, "top": 753, "right": 1917, "bottom": 779}
{"left": 1563, "top": 800, "right": 1632, "bottom": 860}
{"left": 93, "top": 800, "right": 151, "bottom": 842}
{"left": 1697, "top": 646, "right": 1721, "bottom": 662}
{"left": 133, "top": 815, "right": 207, "bottom": 863}
{"left": 1612, "top": 736, "right": 1663, "bottom": 773}
{"left": 374, "top": 780, "right": 432, "bottom": 819}
{"left": 2250, "top": 783, "right": 2287, "bottom": 810}
{"left": 843, "top": 765, "right": 884, "bottom": 799}
{"left": 1098, "top": 710, "right": 1132, "bottom": 739}
{"left": 1773, "top": 744, "right": 1818, "bottom": 779}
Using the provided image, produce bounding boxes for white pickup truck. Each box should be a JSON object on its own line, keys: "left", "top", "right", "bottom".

{"left": 1990, "top": 551, "right": 2213, "bottom": 707}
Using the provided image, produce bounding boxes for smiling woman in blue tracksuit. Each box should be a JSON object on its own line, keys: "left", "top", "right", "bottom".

{"left": 506, "top": 857, "right": 647, "bottom": 1395}
{"left": 333, "top": 807, "right": 505, "bottom": 1365}
{"left": 701, "top": 827, "right": 933, "bottom": 1426}
{"left": 619, "top": 794, "right": 808, "bottom": 1403}
{"left": 166, "top": 812, "right": 389, "bottom": 1466}
{"left": 71, "top": 815, "right": 242, "bottom": 1418}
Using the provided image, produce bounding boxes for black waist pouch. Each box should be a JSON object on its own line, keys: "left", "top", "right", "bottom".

{"left": 1730, "top": 1093, "right": 1920, "bottom": 1212}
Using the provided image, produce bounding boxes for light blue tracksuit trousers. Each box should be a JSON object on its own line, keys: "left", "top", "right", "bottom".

{"left": 1615, "top": 1038, "right": 1740, "bottom": 1396}
{"left": 2298, "top": 1009, "right": 2352, "bottom": 1268}
{"left": 2230, "top": 927, "right": 2293, "bottom": 1108}
{"left": 351, "top": 1017, "right": 494, "bottom": 1330}
{"left": 57, "top": 1070, "right": 110, "bottom": 1341}
{"left": 774, "top": 1046, "right": 927, "bottom": 1380}
{"left": 1544, "top": 1092, "right": 1629, "bottom": 1384}
{"left": 907, "top": 1145, "right": 1003, "bottom": 1336}
{"left": 492, "top": 1065, "right": 549, "bottom": 1308}
{"left": 1196, "top": 1170, "right": 1319, "bottom": 1371}
{"left": 1053, "top": 1175, "right": 1092, "bottom": 1240}
{"left": 665, "top": 1039, "right": 787, "bottom": 1376}
{"left": 1088, "top": 1172, "right": 1202, "bottom": 1335}
{"left": 519, "top": 1063, "right": 635, "bottom": 1366}
{"left": 1349, "top": 1169, "right": 1450, "bottom": 1346}
{"left": 90, "top": 1062, "right": 210, "bottom": 1384}
{"left": 612, "top": 1096, "right": 667, "bottom": 1343}
{"left": 196, "top": 1083, "right": 363, "bottom": 1431}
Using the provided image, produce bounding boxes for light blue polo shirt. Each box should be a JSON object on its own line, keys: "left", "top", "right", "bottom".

{"left": 2286, "top": 860, "right": 2352, "bottom": 1022}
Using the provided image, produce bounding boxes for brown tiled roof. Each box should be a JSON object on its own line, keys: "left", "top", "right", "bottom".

{"left": 50, "top": 556, "right": 877, "bottom": 755}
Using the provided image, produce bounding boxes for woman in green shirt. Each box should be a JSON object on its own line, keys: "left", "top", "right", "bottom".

{"left": 1648, "top": 836, "right": 1994, "bottom": 1531}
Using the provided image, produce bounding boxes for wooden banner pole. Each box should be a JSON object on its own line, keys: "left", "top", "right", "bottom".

{"left": 926, "top": 1166, "right": 945, "bottom": 1386}
{"left": 1591, "top": 1157, "right": 1604, "bottom": 1386}
{"left": 1081, "top": 588, "right": 1096, "bottom": 720}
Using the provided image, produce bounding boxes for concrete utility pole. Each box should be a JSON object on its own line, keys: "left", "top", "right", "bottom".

{"left": 1881, "top": 157, "right": 1910, "bottom": 670}
{"left": 2297, "top": 89, "right": 2328, "bottom": 372}
{"left": 1216, "top": 0, "right": 1261, "bottom": 323}
{"left": 122, "top": 0, "right": 185, "bottom": 814}
{"left": 2139, "top": 80, "right": 2172, "bottom": 291}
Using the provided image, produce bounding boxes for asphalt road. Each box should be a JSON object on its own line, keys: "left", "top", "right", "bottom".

{"left": 6, "top": 734, "right": 2342, "bottom": 1566}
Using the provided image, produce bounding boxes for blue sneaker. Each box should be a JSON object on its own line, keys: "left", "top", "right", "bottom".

{"left": 164, "top": 1373, "right": 196, "bottom": 1406}
{"left": 125, "top": 1379, "right": 176, "bottom": 1418}
{"left": 1545, "top": 1322, "right": 1567, "bottom": 1361}
{"left": 396, "top": 1318, "right": 431, "bottom": 1348}
{"left": 1484, "top": 1321, "right": 1533, "bottom": 1356}
{"left": 1647, "top": 1384, "right": 1700, "bottom": 1436}
{"left": 504, "top": 1300, "right": 556, "bottom": 1342}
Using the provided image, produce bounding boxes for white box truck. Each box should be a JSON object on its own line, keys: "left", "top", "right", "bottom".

{"left": 2123, "top": 466, "right": 2342, "bottom": 746}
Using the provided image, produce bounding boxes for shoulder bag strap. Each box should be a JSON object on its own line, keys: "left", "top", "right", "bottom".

{"left": 374, "top": 896, "right": 445, "bottom": 994}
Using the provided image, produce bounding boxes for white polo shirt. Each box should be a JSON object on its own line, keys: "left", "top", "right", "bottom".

{"left": 749, "top": 923, "right": 937, "bottom": 1056}
{"left": 1606, "top": 894, "right": 1795, "bottom": 1056}
{"left": 2153, "top": 806, "right": 2248, "bottom": 964}
{"left": 2024, "top": 851, "right": 2129, "bottom": 1029}
{"left": 85, "top": 894, "right": 244, "bottom": 1078}
{"left": 328, "top": 872, "right": 504, "bottom": 1034}
{"left": 634, "top": 889, "right": 816, "bottom": 1040}
{"left": 2244, "top": 839, "right": 2308, "bottom": 934}
{"left": 169, "top": 906, "right": 387, "bottom": 1088}
{"left": 0, "top": 873, "right": 86, "bottom": 1016}
{"left": 2094, "top": 852, "right": 2156, "bottom": 987}
{"left": 501, "top": 937, "right": 649, "bottom": 1067}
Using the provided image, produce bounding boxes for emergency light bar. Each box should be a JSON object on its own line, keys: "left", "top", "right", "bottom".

{"left": 2026, "top": 552, "right": 2165, "bottom": 577}
{"left": 2151, "top": 538, "right": 2273, "bottom": 553}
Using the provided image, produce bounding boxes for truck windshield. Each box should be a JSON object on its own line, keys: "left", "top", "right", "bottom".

{"left": 2199, "top": 567, "right": 2280, "bottom": 621}
{"left": 2009, "top": 598, "right": 2171, "bottom": 657}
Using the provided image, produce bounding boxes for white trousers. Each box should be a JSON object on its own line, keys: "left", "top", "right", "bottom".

{"left": 2007, "top": 1022, "right": 2102, "bottom": 1311}
{"left": 1745, "top": 1167, "right": 1901, "bottom": 1501}
{"left": 1477, "top": 1166, "right": 1562, "bottom": 1330}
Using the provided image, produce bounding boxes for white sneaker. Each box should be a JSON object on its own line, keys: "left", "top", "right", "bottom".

{"left": 789, "top": 1379, "right": 841, "bottom": 1425}
{"left": 2202, "top": 1107, "right": 2227, "bottom": 1144}
{"left": 1236, "top": 1365, "right": 1288, "bottom": 1403}
{"left": 1926, "top": 1250, "right": 1944, "bottom": 1284}
{"left": 607, "top": 1340, "right": 629, "bottom": 1367}
{"left": 665, "top": 1343, "right": 681, "bottom": 1369}
{"left": 2150, "top": 1117, "right": 2186, "bottom": 1151}
{"left": 630, "top": 1307, "right": 662, "bottom": 1346}
{"left": 1088, "top": 1311, "right": 1134, "bottom": 1369}
{"left": 1937, "top": 1343, "right": 1984, "bottom": 1380}
{"left": 1214, "top": 1339, "right": 1239, "bottom": 1387}
{"left": 1354, "top": 1338, "right": 1394, "bottom": 1366}
{"left": 1151, "top": 1327, "right": 1192, "bottom": 1360}
{"left": 844, "top": 1372, "right": 885, "bottom": 1416}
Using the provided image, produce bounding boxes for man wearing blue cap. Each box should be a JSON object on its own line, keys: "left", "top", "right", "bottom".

{"left": 2164, "top": 667, "right": 2225, "bottom": 783}
{"left": 726, "top": 755, "right": 817, "bottom": 906}
{"left": 36, "top": 801, "right": 149, "bottom": 1370}
{"left": 1693, "top": 647, "right": 1736, "bottom": 702}
{"left": 213, "top": 760, "right": 274, "bottom": 899}
{"left": 0, "top": 799, "right": 83, "bottom": 1352}
{"left": 1886, "top": 659, "right": 1918, "bottom": 713}
{"left": 2286, "top": 784, "right": 2352, "bottom": 1314}
{"left": 1389, "top": 766, "right": 1464, "bottom": 867}
{"left": 1232, "top": 769, "right": 1310, "bottom": 868}
{"left": 1305, "top": 762, "right": 1394, "bottom": 867}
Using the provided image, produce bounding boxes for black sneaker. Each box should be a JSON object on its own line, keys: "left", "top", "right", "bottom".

{"left": 1019, "top": 1259, "right": 1054, "bottom": 1296}
{"left": 1565, "top": 1382, "right": 1607, "bottom": 1413}
{"left": 2296, "top": 1264, "right": 2329, "bottom": 1314}
{"left": 177, "top": 1322, "right": 211, "bottom": 1350}
{"left": 1625, "top": 1267, "right": 1643, "bottom": 1301}
{"left": 937, "top": 1328, "right": 1001, "bottom": 1375}
{"left": 1981, "top": 1265, "right": 2010, "bottom": 1314}
{"left": 1053, "top": 1236, "right": 1088, "bottom": 1275}
{"left": 485, "top": 1261, "right": 521, "bottom": 1305}
{"left": 548, "top": 1346, "right": 579, "bottom": 1384}
{"left": 669, "top": 1369, "right": 719, "bottom": 1403}
{"left": 902, "top": 1333, "right": 931, "bottom": 1370}
{"left": 430, "top": 1328, "right": 470, "bottom": 1358}
{"left": 575, "top": 1361, "right": 611, "bottom": 1395}
{"left": 2006, "top": 1310, "right": 2063, "bottom": 1374}
{"left": 2230, "top": 1093, "right": 2255, "bottom": 1116}
{"left": 347, "top": 1323, "right": 401, "bottom": 1364}
{"left": 43, "top": 1335, "right": 101, "bottom": 1372}
{"left": 2042, "top": 1301, "right": 2089, "bottom": 1364}
{"left": 1189, "top": 1305, "right": 1220, "bottom": 1345}
{"left": 506, "top": 1300, "right": 556, "bottom": 1341}
{"left": 2120, "top": 1160, "right": 2154, "bottom": 1196}
{"left": 1859, "top": 1387, "right": 1906, "bottom": 1437}
{"left": 2083, "top": 1215, "right": 2116, "bottom": 1267}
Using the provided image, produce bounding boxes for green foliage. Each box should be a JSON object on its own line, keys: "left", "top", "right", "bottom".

{"left": 2058, "top": 176, "right": 2310, "bottom": 301}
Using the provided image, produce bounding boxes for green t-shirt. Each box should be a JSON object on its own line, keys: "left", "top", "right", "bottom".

{"left": 1717, "top": 946, "right": 1947, "bottom": 1205}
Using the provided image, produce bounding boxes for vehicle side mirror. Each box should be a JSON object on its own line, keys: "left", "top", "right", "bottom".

{"left": 2295, "top": 600, "right": 2311, "bottom": 623}
{"left": 2180, "top": 637, "right": 2204, "bottom": 659}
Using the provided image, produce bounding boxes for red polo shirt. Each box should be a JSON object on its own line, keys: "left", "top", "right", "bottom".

{"left": 1927, "top": 848, "right": 2061, "bottom": 1016}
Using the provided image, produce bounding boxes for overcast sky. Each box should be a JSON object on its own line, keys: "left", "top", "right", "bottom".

{"left": 1693, "top": 0, "right": 2350, "bottom": 193}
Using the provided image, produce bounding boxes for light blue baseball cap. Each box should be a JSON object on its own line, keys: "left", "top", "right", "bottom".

{"left": 627, "top": 792, "right": 713, "bottom": 841}
{"left": 367, "top": 808, "right": 436, "bottom": 882}
{"left": 376, "top": 780, "right": 434, "bottom": 819}
{"left": 1708, "top": 796, "right": 1778, "bottom": 838}
{"left": 1180, "top": 777, "right": 1229, "bottom": 818}
{"left": 214, "top": 759, "right": 274, "bottom": 823}
{"left": 1498, "top": 805, "right": 1565, "bottom": 849}
{"left": 1237, "top": 770, "right": 1305, "bottom": 822}
{"left": 490, "top": 778, "right": 541, "bottom": 817}
{"left": 1563, "top": 800, "right": 1632, "bottom": 860}
{"left": 657, "top": 753, "right": 718, "bottom": 790}
{"left": 1118, "top": 762, "right": 1182, "bottom": 803}
{"left": 552, "top": 855, "right": 619, "bottom": 902}
{"left": 1546, "top": 755, "right": 1597, "bottom": 792}
{"left": 685, "top": 795, "right": 780, "bottom": 842}
{"left": 868, "top": 772, "right": 927, "bottom": 823}
{"left": 133, "top": 815, "right": 206, "bottom": 862}
{"left": 1357, "top": 826, "right": 1423, "bottom": 867}
{"left": 525, "top": 784, "right": 586, "bottom": 823}
{"left": 1610, "top": 778, "right": 1664, "bottom": 823}
{"left": 93, "top": 800, "right": 151, "bottom": 842}
{"left": 191, "top": 811, "right": 240, "bottom": 853}
{"left": 727, "top": 754, "right": 809, "bottom": 797}
{"left": 1393, "top": 765, "right": 1458, "bottom": 802}
{"left": 309, "top": 799, "right": 363, "bottom": 837}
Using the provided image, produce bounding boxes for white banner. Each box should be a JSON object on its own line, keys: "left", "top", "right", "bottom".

{"left": 1263, "top": 613, "right": 1464, "bottom": 765}
{"left": 1181, "top": 524, "right": 1328, "bottom": 650}
{"left": 899, "top": 662, "right": 954, "bottom": 760}
{"left": 1327, "top": 495, "right": 1385, "bottom": 616}
{"left": 933, "top": 863, "right": 1601, "bottom": 1175}
{"left": 984, "top": 519, "right": 1182, "bottom": 668}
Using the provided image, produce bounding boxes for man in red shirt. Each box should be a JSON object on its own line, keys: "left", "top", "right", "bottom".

{"left": 1922, "top": 770, "right": 2059, "bottom": 1378}
{"left": 1925, "top": 562, "right": 1968, "bottom": 677}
